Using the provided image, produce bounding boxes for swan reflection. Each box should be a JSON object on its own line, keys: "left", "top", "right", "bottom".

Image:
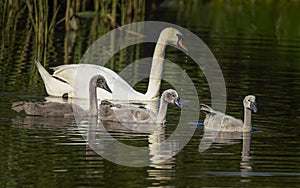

{"left": 11, "top": 115, "right": 76, "bottom": 129}
{"left": 82, "top": 114, "right": 179, "bottom": 169}
{"left": 199, "top": 130, "right": 253, "bottom": 177}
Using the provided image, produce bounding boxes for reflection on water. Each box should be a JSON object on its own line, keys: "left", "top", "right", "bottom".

{"left": 199, "top": 130, "right": 243, "bottom": 152}
{"left": 82, "top": 116, "right": 178, "bottom": 168}
{"left": 11, "top": 115, "right": 76, "bottom": 129}
{"left": 199, "top": 130, "right": 253, "bottom": 178}
{"left": 84, "top": 116, "right": 178, "bottom": 183}
{"left": 1, "top": 0, "right": 300, "bottom": 187}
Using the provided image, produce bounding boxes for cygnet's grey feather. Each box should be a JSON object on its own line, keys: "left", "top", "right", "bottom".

{"left": 99, "top": 89, "right": 182, "bottom": 124}
{"left": 11, "top": 101, "right": 78, "bottom": 117}
{"left": 200, "top": 95, "right": 257, "bottom": 132}
{"left": 12, "top": 75, "right": 111, "bottom": 117}
{"left": 100, "top": 100, "right": 155, "bottom": 123}
{"left": 200, "top": 104, "right": 214, "bottom": 114}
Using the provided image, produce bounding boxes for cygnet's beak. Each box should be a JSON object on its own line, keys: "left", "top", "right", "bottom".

{"left": 250, "top": 101, "right": 257, "bottom": 113}
{"left": 178, "top": 39, "right": 188, "bottom": 54}
{"left": 103, "top": 83, "right": 112, "bottom": 93}
{"left": 174, "top": 98, "right": 183, "bottom": 108}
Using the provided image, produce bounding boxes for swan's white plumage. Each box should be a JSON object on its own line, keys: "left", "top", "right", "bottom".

{"left": 35, "top": 27, "right": 187, "bottom": 101}
{"left": 52, "top": 63, "right": 144, "bottom": 100}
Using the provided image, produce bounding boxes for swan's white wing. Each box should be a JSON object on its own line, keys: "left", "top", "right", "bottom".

{"left": 52, "top": 64, "right": 81, "bottom": 84}
{"left": 52, "top": 64, "right": 144, "bottom": 100}
{"left": 52, "top": 64, "right": 111, "bottom": 86}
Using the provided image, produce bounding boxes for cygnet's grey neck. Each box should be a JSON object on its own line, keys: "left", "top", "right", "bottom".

{"left": 88, "top": 79, "right": 98, "bottom": 116}
{"left": 156, "top": 97, "right": 168, "bottom": 123}
{"left": 243, "top": 107, "right": 252, "bottom": 131}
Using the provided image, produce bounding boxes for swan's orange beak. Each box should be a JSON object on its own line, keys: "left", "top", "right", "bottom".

{"left": 178, "top": 39, "right": 188, "bottom": 54}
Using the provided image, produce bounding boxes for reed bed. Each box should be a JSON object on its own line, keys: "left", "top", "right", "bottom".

{"left": 1, "top": 0, "right": 146, "bottom": 92}
{"left": 1, "top": 0, "right": 146, "bottom": 63}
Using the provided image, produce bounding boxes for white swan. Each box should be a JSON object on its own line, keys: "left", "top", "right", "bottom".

{"left": 35, "top": 27, "right": 188, "bottom": 100}
{"left": 200, "top": 95, "right": 257, "bottom": 132}
{"left": 99, "top": 89, "right": 182, "bottom": 124}
{"left": 11, "top": 75, "right": 111, "bottom": 117}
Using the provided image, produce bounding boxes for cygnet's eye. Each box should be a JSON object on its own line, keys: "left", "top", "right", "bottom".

{"left": 98, "top": 79, "right": 104, "bottom": 84}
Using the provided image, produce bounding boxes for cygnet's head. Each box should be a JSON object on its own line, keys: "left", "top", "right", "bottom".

{"left": 161, "top": 89, "right": 182, "bottom": 108}
{"left": 90, "top": 75, "right": 112, "bottom": 93}
{"left": 243, "top": 95, "right": 257, "bottom": 113}
{"left": 159, "top": 27, "right": 188, "bottom": 53}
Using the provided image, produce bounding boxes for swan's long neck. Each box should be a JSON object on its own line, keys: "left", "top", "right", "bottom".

{"left": 156, "top": 98, "right": 168, "bottom": 123}
{"left": 145, "top": 40, "right": 167, "bottom": 99}
{"left": 243, "top": 108, "right": 252, "bottom": 131}
{"left": 89, "top": 80, "right": 98, "bottom": 116}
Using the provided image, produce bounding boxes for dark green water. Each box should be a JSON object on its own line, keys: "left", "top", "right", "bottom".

{"left": 1, "top": 1, "right": 300, "bottom": 187}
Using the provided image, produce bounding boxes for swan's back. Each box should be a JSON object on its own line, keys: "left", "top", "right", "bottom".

{"left": 220, "top": 115, "right": 243, "bottom": 131}
{"left": 99, "top": 101, "right": 155, "bottom": 123}
{"left": 12, "top": 101, "right": 80, "bottom": 117}
{"left": 113, "top": 107, "right": 155, "bottom": 123}
{"left": 53, "top": 64, "right": 145, "bottom": 100}
{"left": 200, "top": 104, "right": 243, "bottom": 131}
{"left": 99, "top": 89, "right": 181, "bottom": 124}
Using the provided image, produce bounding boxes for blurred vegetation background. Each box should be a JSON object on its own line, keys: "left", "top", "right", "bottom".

{"left": 1, "top": 0, "right": 300, "bottom": 94}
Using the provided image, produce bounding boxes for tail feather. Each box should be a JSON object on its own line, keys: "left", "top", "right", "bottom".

{"left": 200, "top": 104, "right": 214, "bottom": 114}
{"left": 34, "top": 60, "right": 51, "bottom": 82}
{"left": 11, "top": 101, "right": 25, "bottom": 113}
{"left": 34, "top": 60, "right": 73, "bottom": 97}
